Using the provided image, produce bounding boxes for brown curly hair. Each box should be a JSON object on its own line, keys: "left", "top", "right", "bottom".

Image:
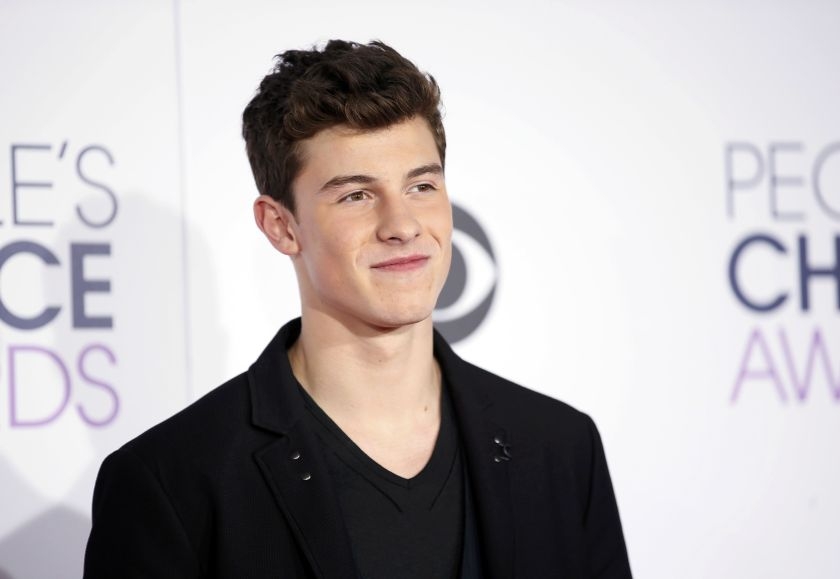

{"left": 242, "top": 40, "right": 446, "bottom": 214}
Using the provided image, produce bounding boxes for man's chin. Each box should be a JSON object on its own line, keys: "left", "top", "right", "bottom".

{"left": 308, "top": 295, "right": 438, "bottom": 334}
{"left": 361, "top": 305, "right": 436, "bottom": 332}
{"left": 371, "top": 313, "right": 432, "bottom": 331}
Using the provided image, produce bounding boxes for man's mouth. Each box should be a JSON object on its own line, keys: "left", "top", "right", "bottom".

{"left": 370, "top": 254, "right": 430, "bottom": 271}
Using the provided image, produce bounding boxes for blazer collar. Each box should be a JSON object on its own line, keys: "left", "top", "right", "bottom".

{"left": 247, "top": 318, "right": 305, "bottom": 434}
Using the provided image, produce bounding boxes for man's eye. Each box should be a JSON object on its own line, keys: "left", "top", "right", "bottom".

{"left": 340, "top": 191, "right": 367, "bottom": 203}
{"left": 410, "top": 183, "right": 436, "bottom": 193}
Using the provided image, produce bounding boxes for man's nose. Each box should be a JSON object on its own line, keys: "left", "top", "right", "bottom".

{"left": 376, "top": 195, "right": 421, "bottom": 243}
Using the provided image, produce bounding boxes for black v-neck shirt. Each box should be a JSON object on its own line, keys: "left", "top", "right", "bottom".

{"left": 299, "top": 384, "right": 464, "bottom": 579}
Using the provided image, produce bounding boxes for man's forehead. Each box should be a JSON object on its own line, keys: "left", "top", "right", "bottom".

{"left": 300, "top": 117, "right": 435, "bottom": 151}
{"left": 294, "top": 118, "right": 442, "bottom": 185}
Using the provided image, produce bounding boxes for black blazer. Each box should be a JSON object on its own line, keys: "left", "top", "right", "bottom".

{"left": 84, "top": 319, "right": 632, "bottom": 578}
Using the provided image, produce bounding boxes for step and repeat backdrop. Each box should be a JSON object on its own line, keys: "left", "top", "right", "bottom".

{"left": 1, "top": 1, "right": 838, "bottom": 577}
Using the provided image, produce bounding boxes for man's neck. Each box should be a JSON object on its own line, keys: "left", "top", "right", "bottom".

{"left": 290, "top": 309, "right": 440, "bottom": 426}
{"left": 288, "top": 309, "right": 442, "bottom": 478}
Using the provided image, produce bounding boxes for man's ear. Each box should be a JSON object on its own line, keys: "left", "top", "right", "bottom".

{"left": 253, "top": 195, "right": 301, "bottom": 256}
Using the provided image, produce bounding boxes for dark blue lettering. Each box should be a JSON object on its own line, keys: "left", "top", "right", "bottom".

{"left": 798, "top": 235, "right": 840, "bottom": 311}
{"left": 728, "top": 234, "right": 788, "bottom": 312}
{"left": 0, "top": 241, "right": 61, "bottom": 329}
{"left": 71, "top": 243, "right": 112, "bottom": 328}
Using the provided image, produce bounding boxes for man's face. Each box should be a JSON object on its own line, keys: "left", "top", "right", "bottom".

{"left": 287, "top": 116, "right": 452, "bottom": 330}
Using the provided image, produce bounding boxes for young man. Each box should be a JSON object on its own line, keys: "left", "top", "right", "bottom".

{"left": 84, "top": 40, "right": 632, "bottom": 578}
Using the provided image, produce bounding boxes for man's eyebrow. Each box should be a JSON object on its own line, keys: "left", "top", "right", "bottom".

{"left": 406, "top": 163, "right": 443, "bottom": 179}
{"left": 320, "top": 174, "right": 377, "bottom": 191}
{"left": 319, "top": 163, "right": 443, "bottom": 192}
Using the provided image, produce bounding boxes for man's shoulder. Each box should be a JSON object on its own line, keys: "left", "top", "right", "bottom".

{"left": 105, "top": 319, "right": 303, "bottom": 473}
{"left": 448, "top": 353, "right": 595, "bottom": 440}
{"left": 116, "top": 372, "right": 260, "bottom": 467}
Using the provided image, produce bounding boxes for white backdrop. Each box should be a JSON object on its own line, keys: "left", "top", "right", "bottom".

{"left": 1, "top": 1, "right": 839, "bottom": 577}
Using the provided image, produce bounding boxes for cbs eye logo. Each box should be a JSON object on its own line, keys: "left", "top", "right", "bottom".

{"left": 434, "top": 203, "right": 497, "bottom": 343}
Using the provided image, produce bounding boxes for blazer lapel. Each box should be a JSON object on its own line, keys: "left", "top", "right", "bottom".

{"left": 255, "top": 426, "right": 357, "bottom": 579}
{"left": 435, "top": 332, "right": 516, "bottom": 579}
{"left": 248, "top": 319, "right": 357, "bottom": 579}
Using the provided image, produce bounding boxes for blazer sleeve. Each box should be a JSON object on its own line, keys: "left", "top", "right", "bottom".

{"left": 83, "top": 447, "right": 202, "bottom": 579}
{"left": 582, "top": 416, "right": 633, "bottom": 578}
